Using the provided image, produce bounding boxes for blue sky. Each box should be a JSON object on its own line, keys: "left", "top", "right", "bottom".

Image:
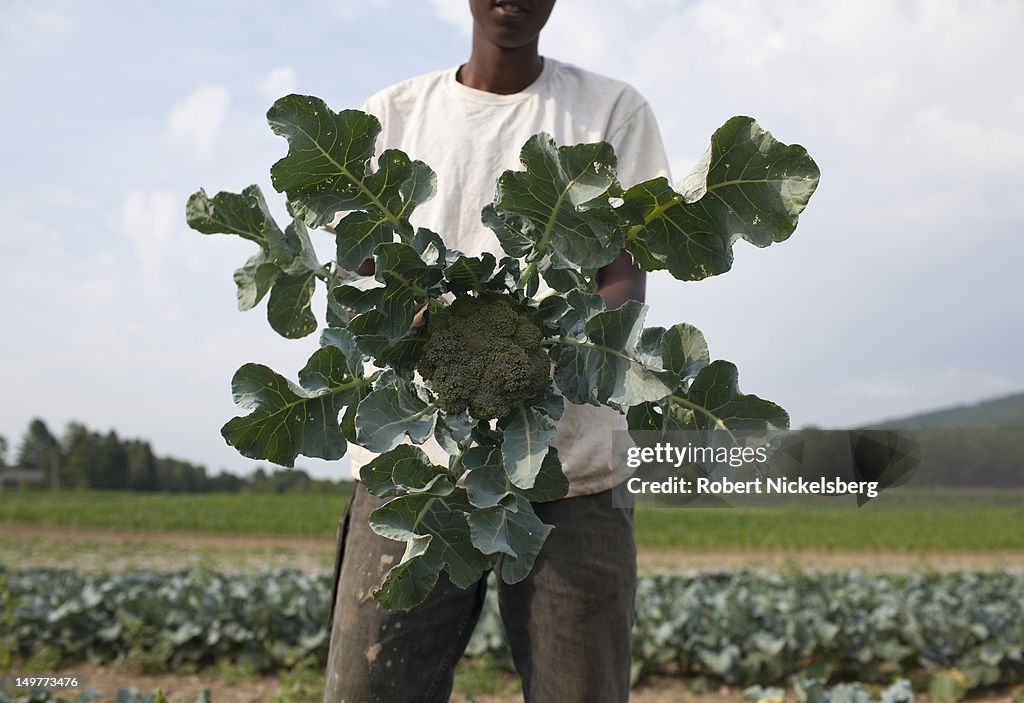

{"left": 2, "top": 0, "right": 1021, "bottom": 479}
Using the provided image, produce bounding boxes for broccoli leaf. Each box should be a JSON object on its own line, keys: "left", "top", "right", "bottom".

{"left": 186, "top": 185, "right": 324, "bottom": 337}
{"left": 359, "top": 445, "right": 454, "bottom": 498}
{"left": 661, "top": 323, "right": 711, "bottom": 383}
{"left": 469, "top": 495, "right": 553, "bottom": 583}
{"left": 369, "top": 491, "right": 493, "bottom": 610}
{"left": 623, "top": 116, "right": 819, "bottom": 281}
{"left": 266, "top": 96, "right": 436, "bottom": 265}
{"left": 553, "top": 300, "right": 675, "bottom": 407}
{"left": 355, "top": 380, "right": 438, "bottom": 453}
{"left": 483, "top": 134, "right": 622, "bottom": 270}
{"left": 628, "top": 360, "right": 789, "bottom": 447}
{"left": 464, "top": 445, "right": 567, "bottom": 508}
{"left": 685, "top": 360, "right": 790, "bottom": 432}
{"left": 444, "top": 253, "right": 497, "bottom": 294}
{"left": 497, "top": 391, "right": 563, "bottom": 490}
{"left": 372, "top": 242, "right": 444, "bottom": 339}
{"left": 221, "top": 344, "right": 367, "bottom": 467}
{"left": 233, "top": 250, "right": 279, "bottom": 312}
{"left": 462, "top": 446, "right": 562, "bottom": 582}
{"left": 186, "top": 184, "right": 293, "bottom": 263}
{"left": 266, "top": 270, "right": 318, "bottom": 339}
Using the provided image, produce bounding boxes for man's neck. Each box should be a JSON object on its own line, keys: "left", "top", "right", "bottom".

{"left": 457, "top": 36, "right": 544, "bottom": 95}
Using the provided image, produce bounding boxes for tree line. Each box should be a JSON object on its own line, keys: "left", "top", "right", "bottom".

{"left": 0, "top": 418, "right": 350, "bottom": 493}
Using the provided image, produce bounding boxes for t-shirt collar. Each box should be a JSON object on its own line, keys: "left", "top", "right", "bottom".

{"left": 447, "top": 56, "right": 557, "bottom": 105}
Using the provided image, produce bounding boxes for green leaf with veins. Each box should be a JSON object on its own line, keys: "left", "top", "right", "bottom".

{"left": 497, "top": 391, "right": 562, "bottom": 490}
{"left": 627, "top": 360, "right": 789, "bottom": 446}
{"left": 187, "top": 186, "right": 324, "bottom": 329}
{"left": 662, "top": 323, "right": 711, "bottom": 383}
{"left": 355, "top": 380, "right": 437, "bottom": 453}
{"left": 266, "top": 96, "right": 436, "bottom": 250}
{"left": 469, "top": 494, "right": 553, "bottom": 583}
{"left": 319, "top": 327, "right": 366, "bottom": 377}
{"left": 553, "top": 300, "right": 675, "bottom": 407}
{"left": 372, "top": 242, "right": 443, "bottom": 339}
{"left": 233, "top": 250, "right": 279, "bottom": 312}
{"left": 484, "top": 134, "right": 622, "bottom": 270}
{"left": 684, "top": 360, "right": 790, "bottom": 432}
{"left": 434, "top": 412, "right": 475, "bottom": 456}
{"left": 411, "top": 227, "right": 449, "bottom": 266}
{"left": 463, "top": 446, "right": 518, "bottom": 510}
{"left": 360, "top": 446, "right": 453, "bottom": 499}
{"left": 464, "top": 445, "right": 566, "bottom": 509}
{"left": 186, "top": 185, "right": 294, "bottom": 263}
{"left": 267, "top": 270, "right": 318, "bottom": 339}
{"left": 221, "top": 345, "right": 366, "bottom": 466}
{"left": 557, "top": 289, "right": 605, "bottom": 337}
{"left": 330, "top": 275, "right": 385, "bottom": 313}
{"left": 444, "top": 253, "right": 496, "bottom": 294}
{"left": 369, "top": 491, "right": 493, "bottom": 610}
{"left": 623, "top": 116, "right": 819, "bottom": 281}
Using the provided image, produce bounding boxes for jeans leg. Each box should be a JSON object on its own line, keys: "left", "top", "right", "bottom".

{"left": 497, "top": 483, "right": 637, "bottom": 703}
{"left": 323, "top": 482, "right": 488, "bottom": 703}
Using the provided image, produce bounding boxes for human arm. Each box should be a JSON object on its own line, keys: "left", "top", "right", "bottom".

{"left": 596, "top": 249, "right": 645, "bottom": 309}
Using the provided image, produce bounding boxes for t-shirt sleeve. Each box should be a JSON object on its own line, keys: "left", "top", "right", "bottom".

{"left": 606, "top": 98, "right": 672, "bottom": 189}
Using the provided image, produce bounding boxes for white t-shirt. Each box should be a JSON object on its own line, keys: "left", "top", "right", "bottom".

{"left": 346, "top": 56, "right": 672, "bottom": 497}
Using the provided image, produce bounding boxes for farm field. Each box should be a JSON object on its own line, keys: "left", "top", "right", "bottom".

{"left": 2, "top": 488, "right": 1023, "bottom": 552}
{"left": 3, "top": 488, "right": 1023, "bottom": 703}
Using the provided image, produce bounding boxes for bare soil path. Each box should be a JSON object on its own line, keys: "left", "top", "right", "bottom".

{"left": 7, "top": 664, "right": 1013, "bottom": 703}
{"left": 4, "top": 523, "right": 1024, "bottom": 574}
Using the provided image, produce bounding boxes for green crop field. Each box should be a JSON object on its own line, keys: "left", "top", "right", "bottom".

{"left": 0, "top": 489, "right": 352, "bottom": 538}
{"left": 1, "top": 488, "right": 1022, "bottom": 551}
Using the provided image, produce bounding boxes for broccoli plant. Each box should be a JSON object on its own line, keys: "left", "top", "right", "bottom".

{"left": 186, "top": 95, "right": 819, "bottom": 610}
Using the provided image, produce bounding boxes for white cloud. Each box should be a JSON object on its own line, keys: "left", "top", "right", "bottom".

{"left": 257, "top": 67, "right": 298, "bottom": 100}
{"left": 120, "top": 190, "right": 178, "bottom": 275}
{"left": 168, "top": 85, "right": 230, "bottom": 157}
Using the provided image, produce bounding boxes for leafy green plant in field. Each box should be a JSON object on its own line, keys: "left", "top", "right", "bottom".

{"left": 186, "top": 95, "right": 819, "bottom": 609}
{"left": 4, "top": 568, "right": 1023, "bottom": 692}
{"left": 270, "top": 654, "right": 322, "bottom": 703}
{"left": 0, "top": 572, "right": 17, "bottom": 672}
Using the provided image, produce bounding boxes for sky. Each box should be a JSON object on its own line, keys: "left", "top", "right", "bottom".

{"left": 1, "top": 0, "right": 1021, "bottom": 480}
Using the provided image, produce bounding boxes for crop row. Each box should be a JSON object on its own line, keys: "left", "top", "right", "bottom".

{"left": 2, "top": 567, "right": 1021, "bottom": 692}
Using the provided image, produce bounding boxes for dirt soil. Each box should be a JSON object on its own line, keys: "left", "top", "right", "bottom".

{"left": 7, "top": 664, "right": 1014, "bottom": 703}
{"left": 3, "top": 523, "right": 1024, "bottom": 574}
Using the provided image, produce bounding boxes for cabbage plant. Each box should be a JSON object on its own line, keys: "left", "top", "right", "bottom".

{"left": 186, "top": 95, "right": 819, "bottom": 610}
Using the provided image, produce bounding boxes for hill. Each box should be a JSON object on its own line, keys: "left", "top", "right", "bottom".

{"left": 775, "top": 392, "right": 1024, "bottom": 489}
{"left": 863, "top": 391, "right": 1024, "bottom": 430}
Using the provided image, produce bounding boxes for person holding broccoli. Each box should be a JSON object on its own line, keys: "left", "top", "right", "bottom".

{"left": 324, "top": 1, "right": 671, "bottom": 701}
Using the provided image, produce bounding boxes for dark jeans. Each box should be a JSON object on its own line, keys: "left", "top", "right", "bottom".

{"left": 323, "top": 481, "right": 637, "bottom": 703}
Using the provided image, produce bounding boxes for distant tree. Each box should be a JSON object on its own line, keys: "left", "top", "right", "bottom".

{"left": 16, "top": 418, "right": 59, "bottom": 469}
{"left": 61, "top": 422, "right": 101, "bottom": 489}
{"left": 247, "top": 467, "right": 270, "bottom": 493}
{"left": 207, "top": 470, "right": 244, "bottom": 492}
{"left": 0, "top": 434, "right": 8, "bottom": 467}
{"left": 88, "top": 431, "right": 129, "bottom": 489}
{"left": 155, "top": 457, "right": 209, "bottom": 492}
{"left": 124, "top": 439, "right": 159, "bottom": 491}
{"left": 269, "top": 467, "right": 313, "bottom": 493}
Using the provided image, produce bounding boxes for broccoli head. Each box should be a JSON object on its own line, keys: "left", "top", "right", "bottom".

{"left": 418, "top": 293, "right": 550, "bottom": 420}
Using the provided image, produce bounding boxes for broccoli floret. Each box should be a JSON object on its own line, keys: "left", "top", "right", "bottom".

{"left": 418, "top": 293, "right": 550, "bottom": 420}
